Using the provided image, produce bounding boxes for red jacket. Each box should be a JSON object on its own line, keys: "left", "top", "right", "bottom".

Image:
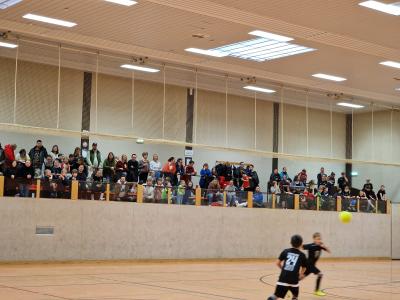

{"left": 4, "top": 144, "right": 15, "bottom": 166}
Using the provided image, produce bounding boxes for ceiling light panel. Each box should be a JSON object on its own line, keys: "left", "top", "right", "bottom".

{"left": 359, "top": 1, "right": 400, "bottom": 16}
{"left": 0, "top": 0, "right": 22, "bottom": 9}
{"left": 120, "top": 64, "right": 160, "bottom": 73}
{"left": 212, "top": 38, "right": 316, "bottom": 62}
{"left": 380, "top": 61, "right": 400, "bottom": 69}
{"left": 23, "top": 13, "right": 77, "bottom": 27}
{"left": 185, "top": 48, "right": 228, "bottom": 57}
{"left": 0, "top": 41, "right": 18, "bottom": 48}
{"left": 337, "top": 102, "right": 365, "bottom": 109}
{"left": 105, "top": 0, "right": 137, "bottom": 6}
{"left": 243, "top": 85, "right": 276, "bottom": 93}
{"left": 312, "top": 73, "right": 347, "bottom": 82}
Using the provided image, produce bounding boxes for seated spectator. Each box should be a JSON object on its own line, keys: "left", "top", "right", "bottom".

{"left": 319, "top": 174, "right": 328, "bottom": 188}
{"left": 153, "top": 177, "right": 163, "bottom": 203}
{"left": 377, "top": 185, "right": 386, "bottom": 201}
{"left": 29, "top": 140, "right": 48, "bottom": 176}
{"left": 114, "top": 176, "right": 135, "bottom": 202}
{"left": 183, "top": 181, "right": 195, "bottom": 205}
{"left": 102, "top": 152, "right": 116, "bottom": 182}
{"left": 342, "top": 185, "right": 351, "bottom": 198}
{"left": 176, "top": 180, "right": 186, "bottom": 205}
{"left": 4, "top": 160, "right": 18, "bottom": 196}
{"left": 337, "top": 172, "right": 349, "bottom": 190}
{"left": 183, "top": 160, "right": 196, "bottom": 185}
{"left": 253, "top": 186, "right": 264, "bottom": 208}
{"left": 297, "top": 169, "right": 307, "bottom": 185}
{"left": 52, "top": 159, "right": 62, "bottom": 178}
{"left": 41, "top": 155, "right": 54, "bottom": 177}
{"left": 116, "top": 154, "right": 128, "bottom": 179}
{"left": 326, "top": 173, "right": 336, "bottom": 196}
{"left": 49, "top": 145, "right": 60, "bottom": 161}
{"left": 143, "top": 177, "right": 154, "bottom": 203}
{"left": 91, "top": 168, "right": 105, "bottom": 200}
{"left": 199, "top": 163, "right": 212, "bottom": 189}
{"left": 76, "top": 165, "right": 88, "bottom": 192}
{"left": 127, "top": 153, "right": 139, "bottom": 183}
{"left": 317, "top": 167, "right": 326, "bottom": 187}
{"left": 279, "top": 167, "right": 290, "bottom": 181}
{"left": 269, "top": 168, "right": 281, "bottom": 184}
{"left": 207, "top": 178, "right": 222, "bottom": 205}
{"left": 279, "top": 175, "right": 291, "bottom": 193}
{"left": 4, "top": 144, "right": 16, "bottom": 168}
{"left": 138, "top": 152, "right": 150, "bottom": 184}
{"left": 17, "top": 160, "right": 34, "bottom": 197}
{"left": 225, "top": 180, "right": 237, "bottom": 207}
{"left": 290, "top": 176, "right": 305, "bottom": 194}
{"left": 150, "top": 154, "right": 162, "bottom": 180}
{"left": 270, "top": 181, "right": 281, "bottom": 194}
{"left": 16, "top": 149, "right": 30, "bottom": 165}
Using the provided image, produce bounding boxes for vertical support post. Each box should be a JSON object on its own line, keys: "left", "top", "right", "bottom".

{"left": 105, "top": 183, "right": 110, "bottom": 201}
{"left": 294, "top": 194, "right": 300, "bottom": 210}
{"left": 195, "top": 187, "right": 201, "bottom": 206}
{"left": 272, "top": 194, "right": 276, "bottom": 209}
{"left": 247, "top": 191, "right": 253, "bottom": 208}
{"left": 36, "top": 179, "right": 41, "bottom": 199}
{"left": 223, "top": 191, "right": 227, "bottom": 207}
{"left": 167, "top": 188, "right": 172, "bottom": 205}
{"left": 337, "top": 196, "right": 342, "bottom": 212}
{"left": 137, "top": 184, "right": 143, "bottom": 203}
{"left": 387, "top": 200, "right": 391, "bottom": 214}
{"left": 357, "top": 198, "right": 360, "bottom": 212}
{"left": 71, "top": 180, "right": 78, "bottom": 200}
{"left": 0, "top": 176, "right": 4, "bottom": 197}
{"left": 316, "top": 196, "right": 320, "bottom": 211}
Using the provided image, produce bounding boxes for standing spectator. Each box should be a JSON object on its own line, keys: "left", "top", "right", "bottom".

{"left": 143, "top": 177, "right": 154, "bottom": 203}
{"left": 317, "top": 167, "right": 326, "bottom": 187}
{"left": 86, "top": 142, "right": 101, "bottom": 171}
{"left": 176, "top": 180, "right": 186, "bottom": 205}
{"left": 4, "top": 160, "right": 18, "bottom": 195}
{"left": 184, "top": 160, "right": 196, "bottom": 185}
{"left": 269, "top": 168, "right": 281, "bottom": 184}
{"left": 362, "top": 179, "right": 374, "bottom": 199}
{"left": 337, "top": 172, "right": 349, "bottom": 190}
{"left": 115, "top": 154, "right": 128, "bottom": 179}
{"left": 279, "top": 167, "right": 290, "bottom": 181}
{"left": 162, "top": 157, "right": 176, "bottom": 181}
{"left": 29, "top": 140, "right": 48, "bottom": 177}
{"left": 127, "top": 153, "right": 139, "bottom": 183}
{"left": 248, "top": 164, "right": 259, "bottom": 192}
{"left": 4, "top": 144, "right": 17, "bottom": 168}
{"left": 102, "top": 152, "right": 116, "bottom": 182}
{"left": 49, "top": 145, "right": 60, "bottom": 160}
{"left": 279, "top": 175, "right": 291, "bottom": 193}
{"left": 326, "top": 172, "right": 336, "bottom": 196}
{"left": 175, "top": 158, "right": 185, "bottom": 186}
{"left": 298, "top": 169, "right": 308, "bottom": 185}
{"left": 150, "top": 154, "right": 162, "bottom": 180}
{"left": 16, "top": 149, "right": 30, "bottom": 165}
{"left": 17, "top": 160, "right": 34, "bottom": 197}
{"left": 270, "top": 181, "right": 281, "bottom": 194}
{"left": 199, "top": 163, "right": 212, "bottom": 189}
{"left": 225, "top": 180, "right": 237, "bottom": 207}
{"left": 138, "top": 152, "right": 150, "bottom": 184}
{"left": 377, "top": 185, "right": 386, "bottom": 201}
{"left": 0, "top": 143, "right": 5, "bottom": 174}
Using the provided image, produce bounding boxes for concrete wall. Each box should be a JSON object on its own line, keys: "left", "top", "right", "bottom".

{"left": 0, "top": 198, "right": 391, "bottom": 262}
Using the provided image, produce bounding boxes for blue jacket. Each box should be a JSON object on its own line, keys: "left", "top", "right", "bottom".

{"left": 199, "top": 169, "right": 212, "bottom": 188}
{"left": 253, "top": 192, "right": 264, "bottom": 205}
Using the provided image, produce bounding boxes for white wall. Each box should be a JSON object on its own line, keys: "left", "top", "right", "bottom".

{"left": 0, "top": 198, "right": 391, "bottom": 262}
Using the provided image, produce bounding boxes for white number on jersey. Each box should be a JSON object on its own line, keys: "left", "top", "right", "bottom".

{"left": 284, "top": 253, "right": 299, "bottom": 272}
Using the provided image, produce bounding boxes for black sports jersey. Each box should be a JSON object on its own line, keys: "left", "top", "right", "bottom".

{"left": 303, "top": 243, "right": 326, "bottom": 265}
{"left": 277, "top": 248, "right": 307, "bottom": 285}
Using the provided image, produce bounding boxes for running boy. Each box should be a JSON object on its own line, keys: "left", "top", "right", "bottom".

{"left": 267, "top": 234, "right": 307, "bottom": 300}
{"left": 303, "top": 232, "right": 330, "bottom": 296}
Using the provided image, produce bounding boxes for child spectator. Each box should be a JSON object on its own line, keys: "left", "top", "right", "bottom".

{"left": 154, "top": 177, "right": 163, "bottom": 203}
{"left": 225, "top": 180, "right": 237, "bottom": 207}
{"left": 162, "top": 157, "right": 176, "bottom": 181}
{"left": 16, "top": 149, "right": 30, "bottom": 165}
{"left": 91, "top": 168, "right": 105, "bottom": 200}
{"left": 253, "top": 186, "right": 264, "bottom": 208}
{"left": 183, "top": 160, "right": 196, "bottom": 184}
{"left": 5, "top": 160, "right": 18, "bottom": 196}
{"left": 183, "top": 181, "right": 195, "bottom": 205}
{"left": 199, "top": 163, "right": 212, "bottom": 189}
{"left": 176, "top": 180, "right": 186, "bottom": 205}
{"left": 143, "top": 177, "right": 154, "bottom": 203}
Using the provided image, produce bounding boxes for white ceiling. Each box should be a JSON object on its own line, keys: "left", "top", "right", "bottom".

{"left": 0, "top": 0, "right": 399, "bottom": 108}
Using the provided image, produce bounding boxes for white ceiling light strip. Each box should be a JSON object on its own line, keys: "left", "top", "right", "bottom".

{"left": 380, "top": 61, "right": 400, "bottom": 69}
{"left": 0, "top": 41, "right": 18, "bottom": 48}
{"left": 359, "top": 1, "right": 400, "bottom": 16}
{"left": 23, "top": 13, "right": 77, "bottom": 27}
{"left": 121, "top": 64, "right": 160, "bottom": 73}
{"left": 337, "top": 102, "right": 364, "bottom": 109}
{"left": 243, "top": 85, "right": 276, "bottom": 94}
{"left": 105, "top": 0, "right": 137, "bottom": 6}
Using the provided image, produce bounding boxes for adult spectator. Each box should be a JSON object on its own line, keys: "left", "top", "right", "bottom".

{"left": 362, "top": 179, "right": 374, "bottom": 199}
{"left": 17, "top": 160, "right": 34, "bottom": 197}
{"left": 49, "top": 145, "right": 60, "bottom": 160}
{"left": 162, "top": 157, "right": 176, "bottom": 181}
{"left": 317, "top": 167, "right": 326, "bottom": 187}
{"left": 290, "top": 175, "right": 305, "bottom": 194}
{"left": 86, "top": 142, "right": 102, "bottom": 171}
{"left": 319, "top": 174, "right": 328, "bottom": 188}
{"left": 297, "top": 169, "right": 307, "bottom": 185}
{"left": 269, "top": 168, "right": 281, "bottom": 184}
{"left": 127, "top": 154, "right": 139, "bottom": 183}
{"left": 326, "top": 172, "right": 336, "bottom": 196}
{"left": 207, "top": 178, "right": 222, "bottom": 205}
{"left": 247, "top": 164, "right": 259, "bottom": 192}
{"left": 199, "top": 163, "right": 212, "bottom": 189}
{"left": 337, "top": 172, "right": 349, "bottom": 190}
{"left": 224, "top": 180, "right": 237, "bottom": 207}
{"left": 4, "top": 144, "right": 17, "bottom": 168}
{"left": 102, "top": 152, "right": 116, "bottom": 182}
{"left": 4, "top": 160, "right": 18, "bottom": 195}
{"left": 270, "top": 181, "right": 281, "bottom": 194}
{"left": 175, "top": 158, "right": 185, "bottom": 186}
{"left": 29, "top": 140, "right": 48, "bottom": 176}
{"left": 115, "top": 154, "right": 128, "bottom": 179}
{"left": 184, "top": 160, "right": 196, "bottom": 184}
{"left": 253, "top": 186, "right": 264, "bottom": 208}
{"left": 377, "top": 185, "right": 386, "bottom": 201}
{"left": 138, "top": 152, "right": 150, "bottom": 184}
{"left": 233, "top": 162, "right": 245, "bottom": 187}
{"left": 0, "top": 143, "right": 4, "bottom": 174}
{"left": 150, "top": 154, "right": 162, "bottom": 180}
{"left": 16, "top": 149, "right": 30, "bottom": 165}
{"left": 279, "top": 167, "right": 290, "bottom": 181}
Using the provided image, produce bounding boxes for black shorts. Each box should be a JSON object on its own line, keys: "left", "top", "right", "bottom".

{"left": 305, "top": 265, "right": 321, "bottom": 276}
{"left": 274, "top": 285, "right": 299, "bottom": 298}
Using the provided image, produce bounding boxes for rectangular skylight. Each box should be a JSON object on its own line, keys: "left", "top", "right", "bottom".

{"left": 121, "top": 64, "right": 160, "bottom": 73}
{"left": 337, "top": 102, "right": 365, "bottom": 109}
{"left": 0, "top": 0, "right": 23, "bottom": 9}
{"left": 243, "top": 85, "right": 276, "bottom": 94}
{"left": 249, "top": 30, "right": 294, "bottom": 42}
{"left": 0, "top": 41, "right": 18, "bottom": 48}
{"left": 359, "top": 1, "right": 400, "bottom": 16}
{"left": 212, "top": 37, "right": 315, "bottom": 62}
{"left": 380, "top": 61, "right": 400, "bottom": 69}
{"left": 312, "top": 73, "right": 347, "bottom": 82}
{"left": 185, "top": 48, "right": 228, "bottom": 58}
{"left": 105, "top": 0, "right": 137, "bottom": 6}
{"left": 23, "top": 13, "right": 77, "bottom": 27}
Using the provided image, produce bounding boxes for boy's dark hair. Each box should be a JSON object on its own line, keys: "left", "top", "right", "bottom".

{"left": 291, "top": 234, "right": 303, "bottom": 248}
{"left": 313, "top": 232, "right": 321, "bottom": 239}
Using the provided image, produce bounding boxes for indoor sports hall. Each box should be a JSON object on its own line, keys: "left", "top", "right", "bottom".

{"left": 0, "top": 1, "right": 399, "bottom": 299}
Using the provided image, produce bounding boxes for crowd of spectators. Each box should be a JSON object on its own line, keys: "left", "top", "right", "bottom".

{"left": 0, "top": 140, "right": 388, "bottom": 210}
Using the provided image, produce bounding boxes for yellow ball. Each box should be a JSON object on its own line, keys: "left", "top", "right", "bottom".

{"left": 339, "top": 211, "right": 352, "bottom": 224}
